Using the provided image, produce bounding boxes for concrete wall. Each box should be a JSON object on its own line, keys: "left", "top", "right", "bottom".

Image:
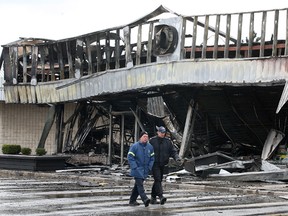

{"left": 0, "top": 102, "right": 77, "bottom": 155}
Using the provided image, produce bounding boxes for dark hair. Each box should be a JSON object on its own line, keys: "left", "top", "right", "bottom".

{"left": 139, "top": 131, "right": 148, "bottom": 138}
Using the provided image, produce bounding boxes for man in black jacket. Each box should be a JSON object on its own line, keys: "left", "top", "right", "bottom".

{"left": 149, "top": 126, "right": 181, "bottom": 205}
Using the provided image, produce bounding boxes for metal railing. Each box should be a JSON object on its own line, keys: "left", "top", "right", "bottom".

{"left": 1, "top": 7, "right": 287, "bottom": 85}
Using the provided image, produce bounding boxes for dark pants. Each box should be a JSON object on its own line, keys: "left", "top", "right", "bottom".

{"left": 151, "top": 165, "right": 165, "bottom": 198}
{"left": 129, "top": 178, "right": 148, "bottom": 202}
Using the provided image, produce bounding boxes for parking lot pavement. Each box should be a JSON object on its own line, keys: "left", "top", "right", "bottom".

{"left": 2, "top": 169, "right": 288, "bottom": 215}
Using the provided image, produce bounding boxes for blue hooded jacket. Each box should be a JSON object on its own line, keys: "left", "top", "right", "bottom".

{"left": 127, "top": 141, "right": 155, "bottom": 179}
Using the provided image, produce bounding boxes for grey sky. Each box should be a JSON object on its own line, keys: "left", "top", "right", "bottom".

{"left": 0, "top": 0, "right": 287, "bottom": 45}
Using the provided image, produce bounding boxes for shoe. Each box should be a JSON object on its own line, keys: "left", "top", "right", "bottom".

{"left": 150, "top": 197, "right": 159, "bottom": 204}
{"left": 160, "top": 196, "right": 167, "bottom": 205}
{"left": 144, "top": 198, "right": 150, "bottom": 207}
{"left": 129, "top": 201, "right": 140, "bottom": 206}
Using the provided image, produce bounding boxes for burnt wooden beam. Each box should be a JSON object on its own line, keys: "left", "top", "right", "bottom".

{"left": 66, "top": 41, "right": 74, "bottom": 78}
{"left": 76, "top": 39, "right": 84, "bottom": 78}
{"left": 63, "top": 104, "right": 80, "bottom": 151}
{"left": 105, "top": 32, "right": 111, "bottom": 70}
{"left": 22, "top": 46, "right": 28, "bottom": 83}
{"left": 146, "top": 22, "right": 153, "bottom": 63}
{"left": 14, "top": 47, "right": 18, "bottom": 84}
{"left": 201, "top": 15, "right": 209, "bottom": 59}
{"left": 9, "top": 47, "right": 18, "bottom": 84}
{"left": 55, "top": 104, "right": 64, "bottom": 153}
{"left": 248, "top": 12, "right": 254, "bottom": 58}
{"left": 180, "top": 18, "right": 186, "bottom": 60}
{"left": 38, "top": 105, "right": 57, "bottom": 149}
{"left": 96, "top": 36, "right": 101, "bottom": 72}
{"left": 179, "top": 100, "right": 195, "bottom": 158}
{"left": 190, "top": 16, "right": 198, "bottom": 59}
{"left": 136, "top": 24, "right": 142, "bottom": 65}
{"left": 48, "top": 44, "right": 55, "bottom": 81}
{"left": 0, "top": 48, "right": 3, "bottom": 71}
{"left": 224, "top": 14, "right": 231, "bottom": 58}
{"left": 108, "top": 105, "right": 113, "bottom": 166}
{"left": 31, "top": 46, "right": 38, "bottom": 84}
{"left": 57, "top": 43, "right": 65, "bottom": 80}
{"left": 115, "top": 29, "right": 120, "bottom": 69}
{"left": 39, "top": 46, "right": 46, "bottom": 82}
{"left": 272, "top": 10, "right": 279, "bottom": 56}
{"left": 85, "top": 37, "right": 93, "bottom": 75}
{"left": 260, "top": 11, "right": 267, "bottom": 57}
{"left": 213, "top": 15, "right": 220, "bottom": 59}
{"left": 120, "top": 114, "right": 125, "bottom": 165}
{"left": 130, "top": 107, "right": 145, "bottom": 132}
{"left": 133, "top": 106, "right": 140, "bottom": 141}
{"left": 124, "top": 26, "right": 133, "bottom": 68}
{"left": 236, "top": 13, "right": 243, "bottom": 58}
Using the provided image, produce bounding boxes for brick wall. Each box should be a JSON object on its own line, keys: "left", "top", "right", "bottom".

{"left": 0, "top": 102, "right": 77, "bottom": 155}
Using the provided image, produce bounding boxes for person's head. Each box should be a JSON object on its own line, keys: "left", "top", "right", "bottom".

{"left": 156, "top": 126, "right": 166, "bottom": 138}
{"left": 139, "top": 131, "right": 149, "bottom": 143}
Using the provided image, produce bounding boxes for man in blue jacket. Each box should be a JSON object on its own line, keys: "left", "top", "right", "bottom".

{"left": 127, "top": 131, "right": 155, "bottom": 207}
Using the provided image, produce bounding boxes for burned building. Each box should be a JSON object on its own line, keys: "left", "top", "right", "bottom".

{"left": 1, "top": 5, "right": 288, "bottom": 165}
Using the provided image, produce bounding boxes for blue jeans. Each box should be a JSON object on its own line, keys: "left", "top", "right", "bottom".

{"left": 129, "top": 178, "right": 148, "bottom": 202}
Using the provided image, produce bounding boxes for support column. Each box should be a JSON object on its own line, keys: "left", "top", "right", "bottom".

{"left": 108, "top": 105, "right": 113, "bottom": 166}
{"left": 120, "top": 114, "right": 125, "bottom": 166}
{"left": 179, "top": 100, "right": 194, "bottom": 158}
{"left": 55, "top": 104, "right": 64, "bottom": 153}
{"left": 133, "top": 106, "right": 142, "bottom": 141}
{"left": 38, "top": 105, "right": 56, "bottom": 149}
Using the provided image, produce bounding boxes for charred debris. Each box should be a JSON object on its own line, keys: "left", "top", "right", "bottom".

{"left": 61, "top": 90, "right": 288, "bottom": 182}
{"left": 2, "top": 6, "right": 288, "bottom": 181}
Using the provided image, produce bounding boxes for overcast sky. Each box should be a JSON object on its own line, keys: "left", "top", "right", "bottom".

{"left": 0, "top": 0, "right": 287, "bottom": 46}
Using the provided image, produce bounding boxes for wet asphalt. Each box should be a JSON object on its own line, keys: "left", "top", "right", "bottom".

{"left": 1, "top": 169, "right": 288, "bottom": 215}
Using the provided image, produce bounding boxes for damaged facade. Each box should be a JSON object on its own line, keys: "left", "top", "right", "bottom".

{"left": 1, "top": 5, "right": 288, "bottom": 168}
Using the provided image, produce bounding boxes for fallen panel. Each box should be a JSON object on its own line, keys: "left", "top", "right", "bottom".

{"left": 209, "top": 169, "right": 288, "bottom": 182}
{"left": 195, "top": 160, "right": 253, "bottom": 172}
{"left": 261, "top": 129, "right": 284, "bottom": 160}
{"left": 184, "top": 151, "right": 251, "bottom": 176}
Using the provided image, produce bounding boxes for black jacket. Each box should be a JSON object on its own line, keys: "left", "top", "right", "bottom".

{"left": 149, "top": 136, "right": 180, "bottom": 166}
